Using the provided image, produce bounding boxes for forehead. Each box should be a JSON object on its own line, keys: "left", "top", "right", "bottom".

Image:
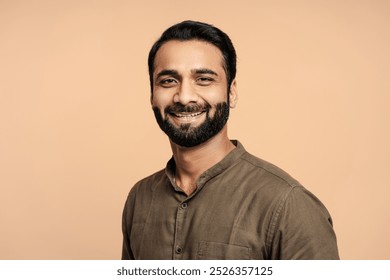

{"left": 154, "top": 40, "right": 225, "bottom": 74}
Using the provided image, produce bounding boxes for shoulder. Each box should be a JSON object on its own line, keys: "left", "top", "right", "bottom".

{"left": 234, "top": 148, "right": 333, "bottom": 221}
{"left": 123, "top": 168, "right": 167, "bottom": 215}
{"left": 124, "top": 169, "right": 167, "bottom": 209}
{"left": 236, "top": 153, "right": 338, "bottom": 259}
{"left": 128, "top": 168, "right": 167, "bottom": 197}
{"left": 239, "top": 151, "right": 330, "bottom": 215}
{"left": 238, "top": 151, "right": 302, "bottom": 190}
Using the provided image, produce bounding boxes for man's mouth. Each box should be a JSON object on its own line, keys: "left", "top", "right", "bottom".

{"left": 172, "top": 111, "right": 203, "bottom": 118}
{"left": 169, "top": 110, "right": 206, "bottom": 122}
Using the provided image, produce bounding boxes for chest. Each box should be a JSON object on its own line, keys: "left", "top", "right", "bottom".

{"left": 129, "top": 182, "right": 274, "bottom": 259}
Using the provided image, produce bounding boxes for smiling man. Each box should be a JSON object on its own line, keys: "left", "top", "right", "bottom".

{"left": 121, "top": 20, "right": 339, "bottom": 260}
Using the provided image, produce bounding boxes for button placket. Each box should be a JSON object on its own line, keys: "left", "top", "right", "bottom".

{"left": 173, "top": 200, "right": 188, "bottom": 259}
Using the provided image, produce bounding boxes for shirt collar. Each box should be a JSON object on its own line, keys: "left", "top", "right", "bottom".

{"left": 165, "top": 140, "right": 247, "bottom": 193}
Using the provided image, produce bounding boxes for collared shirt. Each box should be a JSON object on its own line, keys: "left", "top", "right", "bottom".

{"left": 122, "top": 140, "right": 339, "bottom": 259}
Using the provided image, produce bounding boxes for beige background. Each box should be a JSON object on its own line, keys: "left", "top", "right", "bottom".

{"left": 1, "top": 0, "right": 389, "bottom": 259}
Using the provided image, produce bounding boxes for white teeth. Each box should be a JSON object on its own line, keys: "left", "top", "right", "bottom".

{"left": 175, "top": 112, "right": 203, "bottom": 118}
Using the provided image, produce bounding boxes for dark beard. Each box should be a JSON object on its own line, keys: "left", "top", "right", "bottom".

{"left": 153, "top": 102, "right": 230, "bottom": 147}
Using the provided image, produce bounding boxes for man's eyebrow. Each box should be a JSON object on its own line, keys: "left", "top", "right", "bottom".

{"left": 155, "top": 68, "right": 218, "bottom": 80}
{"left": 193, "top": 68, "right": 218, "bottom": 76}
{"left": 155, "top": 69, "right": 179, "bottom": 80}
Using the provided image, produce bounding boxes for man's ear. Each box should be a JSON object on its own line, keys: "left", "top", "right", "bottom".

{"left": 229, "top": 79, "right": 238, "bottom": 108}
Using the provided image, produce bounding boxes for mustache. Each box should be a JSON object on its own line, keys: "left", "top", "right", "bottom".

{"left": 165, "top": 103, "right": 211, "bottom": 114}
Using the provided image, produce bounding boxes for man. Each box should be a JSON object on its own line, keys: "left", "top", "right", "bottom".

{"left": 122, "top": 20, "right": 339, "bottom": 260}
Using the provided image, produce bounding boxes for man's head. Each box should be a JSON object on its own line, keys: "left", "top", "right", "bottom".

{"left": 149, "top": 21, "right": 238, "bottom": 147}
{"left": 148, "top": 20, "right": 237, "bottom": 96}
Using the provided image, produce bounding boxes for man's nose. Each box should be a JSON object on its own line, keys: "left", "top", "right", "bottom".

{"left": 173, "top": 80, "right": 199, "bottom": 105}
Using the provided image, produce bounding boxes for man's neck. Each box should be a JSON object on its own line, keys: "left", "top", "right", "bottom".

{"left": 169, "top": 127, "right": 235, "bottom": 195}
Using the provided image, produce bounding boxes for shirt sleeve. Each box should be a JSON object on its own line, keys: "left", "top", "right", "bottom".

{"left": 121, "top": 189, "right": 135, "bottom": 260}
{"left": 269, "top": 186, "right": 339, "bottom": 259}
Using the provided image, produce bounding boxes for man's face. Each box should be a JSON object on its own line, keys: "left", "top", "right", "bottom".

{"left": 151, "top": 40, "right": 237, "bottom": 147}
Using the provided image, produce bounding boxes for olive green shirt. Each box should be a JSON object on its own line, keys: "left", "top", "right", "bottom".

{"left": 122, "top": 140, "right": 339, "bottom": 259}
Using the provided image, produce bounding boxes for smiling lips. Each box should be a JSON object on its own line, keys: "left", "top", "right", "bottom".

{"left": 170, "top": 111, "right": 206, "bottom": 122}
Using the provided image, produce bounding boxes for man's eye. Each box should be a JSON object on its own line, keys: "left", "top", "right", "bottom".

{"left": 158, "top": 78, "right": 177, "bottom": 88}
{"left": 161, "top": 78, "right": 176, "bottom": 84}
{"left": 197, "top": 77, "right": 213, "bottom": 85}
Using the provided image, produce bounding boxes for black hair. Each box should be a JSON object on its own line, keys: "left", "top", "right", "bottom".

{"left": 148, "top": 20, "right": 237, "bottom": 93}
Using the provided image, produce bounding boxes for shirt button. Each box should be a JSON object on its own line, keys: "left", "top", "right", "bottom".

{"left": 175, "top": 246, "right": 183, "bottom": 254}
{"left": 181, "top": 203, "right": 188, "bottom": 209}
